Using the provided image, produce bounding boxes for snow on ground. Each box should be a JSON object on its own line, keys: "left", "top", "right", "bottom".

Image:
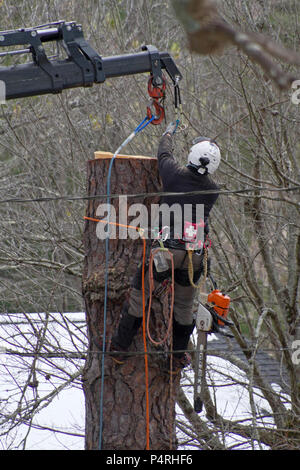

{"left": 0, "top": 312, "right": 288, "bottom": 450}
{"left": 0, "top": 312, "right": 86, "bottom": 450}
{"left": 178, "top": 354, "right": 271, "bottom": 450}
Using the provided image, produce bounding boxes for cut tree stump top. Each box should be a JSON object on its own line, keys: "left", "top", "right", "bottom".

{"left": 94, "top": 151, "right": 156, "bottom": 160}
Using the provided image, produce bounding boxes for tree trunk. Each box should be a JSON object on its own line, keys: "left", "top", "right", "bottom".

{"left": 82, "top": 153, "right": 181, "bottom": 450}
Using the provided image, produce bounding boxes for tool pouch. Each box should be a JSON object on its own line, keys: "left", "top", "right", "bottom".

{"left": 152, "top": 248, "right": 172, "bottom": 283}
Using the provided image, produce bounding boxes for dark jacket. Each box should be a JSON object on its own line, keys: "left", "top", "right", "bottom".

{"left": 156, "top": 134, "right": 219, "bottom": 243}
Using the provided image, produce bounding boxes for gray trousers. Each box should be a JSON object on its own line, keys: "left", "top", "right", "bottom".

{"left": 128, "top": 248, "right": 204, "bottom": 326}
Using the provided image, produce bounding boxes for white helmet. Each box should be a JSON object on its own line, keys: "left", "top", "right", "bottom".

{"left": 187, "top": 137, "right": 221, "bottom": 175}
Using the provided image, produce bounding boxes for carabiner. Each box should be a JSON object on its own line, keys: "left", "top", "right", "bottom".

{"left": 146, "top": 99, "right": 165, "bottom": 125}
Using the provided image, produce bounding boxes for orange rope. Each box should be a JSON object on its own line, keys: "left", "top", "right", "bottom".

{"left": 84, "top": 216, "right": 139, "bottom": 232}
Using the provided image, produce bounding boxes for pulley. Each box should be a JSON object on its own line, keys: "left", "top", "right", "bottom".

{"left": 146, "top": 75, "right": 166, "bottom": 125}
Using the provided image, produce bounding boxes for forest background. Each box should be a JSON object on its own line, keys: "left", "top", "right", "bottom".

{"left": 0, "top": 0, "right": 299, "bottom": 450}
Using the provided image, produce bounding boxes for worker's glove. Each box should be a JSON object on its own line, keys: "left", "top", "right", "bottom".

{"left": 163, "top": 121, "right": 178, "bottom": 136}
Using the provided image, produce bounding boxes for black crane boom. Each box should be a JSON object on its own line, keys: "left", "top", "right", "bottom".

{"left": 0, "top": 21, "right": 182, "bottom": 101}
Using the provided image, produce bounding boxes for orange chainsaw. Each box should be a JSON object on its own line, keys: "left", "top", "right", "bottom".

{"left": 193, "top": 276, "right": 234, "bottom": 413}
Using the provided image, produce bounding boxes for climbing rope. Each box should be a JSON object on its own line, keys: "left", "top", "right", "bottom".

{"left": 140, "top": 230, "right": 151, "bottom": 450}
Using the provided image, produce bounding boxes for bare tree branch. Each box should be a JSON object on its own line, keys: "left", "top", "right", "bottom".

{"left": 171, "top": 0, "right": 300, "bottom": 89}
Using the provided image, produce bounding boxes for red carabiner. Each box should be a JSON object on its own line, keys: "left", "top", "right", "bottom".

{"left": 147, "top": 75, "right": 166, "bottom": 125}
{"left": 147, "top": 100, "right": 165, "bottom": 125}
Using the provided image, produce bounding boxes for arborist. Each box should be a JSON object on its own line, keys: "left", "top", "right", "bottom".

{"left": 110, "top": 122, "right": 221, "bottom": 373}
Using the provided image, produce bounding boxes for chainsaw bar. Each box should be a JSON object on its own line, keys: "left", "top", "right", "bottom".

{"left": 193, "top": 299, "right": 233, "bottom": 412}
{"left": 193, "top": 303, "right": 212, "bottom": 413}
{"left": 193, "top": 330, "right": 207, "bottom": 413}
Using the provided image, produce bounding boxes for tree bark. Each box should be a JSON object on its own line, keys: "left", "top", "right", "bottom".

{"left": 82, "top": 154, "right": 181, "bottom": 450}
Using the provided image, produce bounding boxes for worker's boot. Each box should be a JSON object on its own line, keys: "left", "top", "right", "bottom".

{"left": 168, "top": 319, "right": 195, "bottom": 374}
{"left": 110, "top": 302, "right": 142, "bottom": 364}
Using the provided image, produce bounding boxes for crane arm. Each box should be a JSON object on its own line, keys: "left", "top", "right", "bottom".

{"left": 0, "top": 21, "right": 182, "bottom": 101}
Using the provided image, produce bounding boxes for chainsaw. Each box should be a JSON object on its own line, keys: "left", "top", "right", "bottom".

{"left": 193, "top": 276, "right": 234, "bottom": 413}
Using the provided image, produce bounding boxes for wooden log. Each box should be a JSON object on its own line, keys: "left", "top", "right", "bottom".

{"left": 82, "top": 154, "right": 180, "bottom": 450}
{"left": 94, "top": 150, "right": 156, "bottom": 160}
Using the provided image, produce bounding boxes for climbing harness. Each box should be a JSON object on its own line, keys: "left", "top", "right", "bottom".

{"left": 153, "top": 278, "right": 171, "bottom": 299}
